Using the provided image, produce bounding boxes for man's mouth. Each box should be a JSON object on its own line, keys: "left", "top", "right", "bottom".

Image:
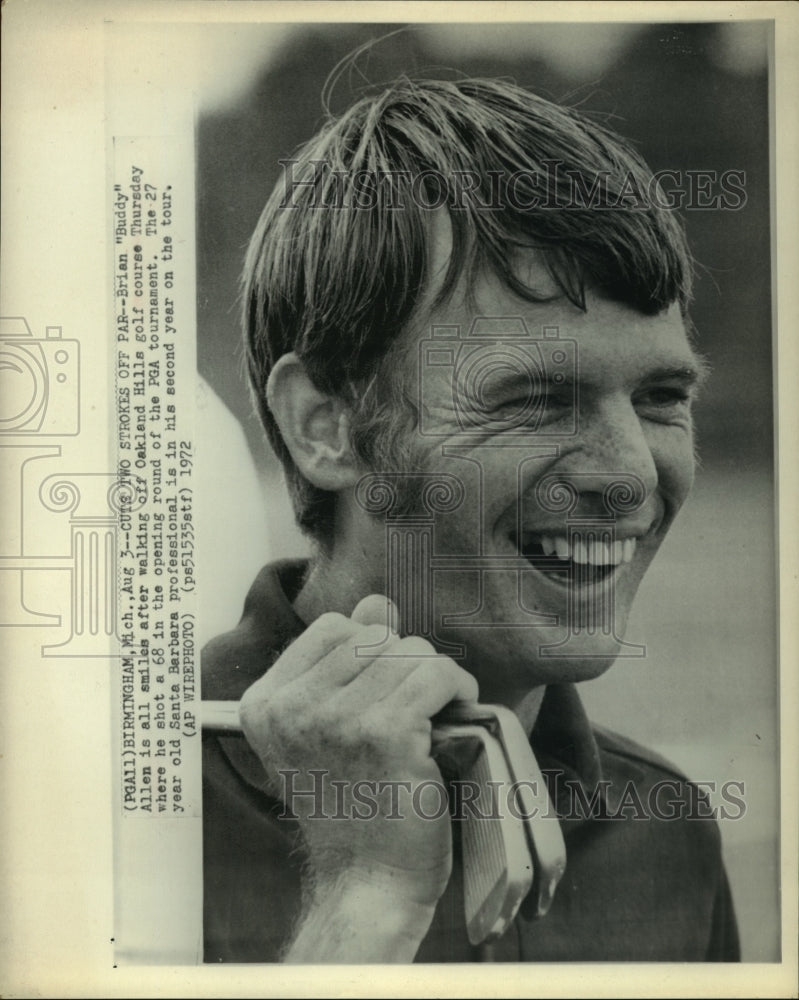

{"left": 510, "top": 531, "right": 638, "bottom": 586}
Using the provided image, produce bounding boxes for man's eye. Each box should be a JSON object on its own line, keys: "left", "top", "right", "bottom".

{"left": 485, "top": 392, "right": 572, "bottom": 426}
{"left": 491, "top": 395, "right": 547, "bottom": 414}
{"left": 635, "top": 386, "right": 693, "bottom": 416}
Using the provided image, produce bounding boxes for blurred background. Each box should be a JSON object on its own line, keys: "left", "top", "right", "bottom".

{"left": 192, "top": 21, "right": 777, "bottom": 961}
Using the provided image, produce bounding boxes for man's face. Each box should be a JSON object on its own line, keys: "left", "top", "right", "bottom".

{"left": 351, "top": 256, "right": 702, "bottom": 703}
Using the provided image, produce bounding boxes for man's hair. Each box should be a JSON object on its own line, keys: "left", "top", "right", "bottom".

{"left": 242, "top": 76, "right": 693, "bottom": 546}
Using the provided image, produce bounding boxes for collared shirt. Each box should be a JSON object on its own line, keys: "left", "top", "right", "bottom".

{"left": 202, "top": 560, "right": 740, "bottom": 963}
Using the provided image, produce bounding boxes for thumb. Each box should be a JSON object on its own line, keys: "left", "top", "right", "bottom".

{"left": 351, "top": 593, "right": 400, "bottom": 634}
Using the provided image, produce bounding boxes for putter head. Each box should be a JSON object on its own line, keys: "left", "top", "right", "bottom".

{"left": 435, "top": 703, "right": 567, "bottom": 923}
{"left": 432, "top": 723, "right": 533, "bottom": 945}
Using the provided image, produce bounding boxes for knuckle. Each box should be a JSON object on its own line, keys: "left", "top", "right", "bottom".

{"left": 394, "top": 635, "right": 437, "bottom": 660}
{"left": 356, "top": 623, "right": 390, "bottom": 646}
{"left": 241, "top": 684, "right": 294, "bottom": 741}
{"left": 460, "top": 674, "right": 480, "bottom": 701}
{"left": 239, "top": 681, "right": 265, "bottom": 725}
{"left": 358, "top": 712, "right": 396, "bottom": 754}
{"left": 348, "top": 625, "right": 389, "bottom": 663}
{"left": 313, "top": 611, "right": 350, "bottom": 638}
{"left": 448, "top": 659, "right": 478, "bottom": 689}
{"left": 325, "top": 695, "right": 369, "bottom": 743}
{"left": 309, "top": 699, "right": 340, "bottom": 737}
{"left": 305, "top": 613, "right": 355, "bottom": 658}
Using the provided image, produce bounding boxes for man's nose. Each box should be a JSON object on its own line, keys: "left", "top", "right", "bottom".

{"left": 551, "top": 399, "right": 659, "bottom": 513}
{"left": 587, "top": 400, "right": 658, "bottom": 487}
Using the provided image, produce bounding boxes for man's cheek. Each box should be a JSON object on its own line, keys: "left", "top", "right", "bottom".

{"left": 659, "top": 434, "right": 696, "bottom": 508}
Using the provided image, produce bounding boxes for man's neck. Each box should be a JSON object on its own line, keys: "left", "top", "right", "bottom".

{"left": 292, "top": 552, "right": 371, "bottom": 625}
{"left": 504, "top": 686, "right": 547, "bottom": 735}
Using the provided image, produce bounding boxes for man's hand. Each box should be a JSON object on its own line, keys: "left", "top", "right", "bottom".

{"left": 238, "top": 594, "right": 478, "bottom": 961}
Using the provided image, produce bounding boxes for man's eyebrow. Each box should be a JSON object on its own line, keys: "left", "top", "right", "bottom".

{"left": 641, "top": 356, "right": 712, "bottom": 388}
{"left": 536, "top": 360, "right": 712, "bottom": 386}
{"left": 472, "top": 353, "right": 712, "bottom": 394}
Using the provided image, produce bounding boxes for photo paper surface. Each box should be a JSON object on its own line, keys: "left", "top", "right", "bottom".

{"left": 1, "top": 3, "right": 797, "bottom": 996}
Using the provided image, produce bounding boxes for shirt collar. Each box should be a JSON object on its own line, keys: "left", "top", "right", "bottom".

{"left": 531, "top": 683, "right": 608, "bottom": 824}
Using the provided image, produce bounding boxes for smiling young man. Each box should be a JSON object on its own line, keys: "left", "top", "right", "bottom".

{"left": 201, "top": 78, "right": 739, "bottom": 963}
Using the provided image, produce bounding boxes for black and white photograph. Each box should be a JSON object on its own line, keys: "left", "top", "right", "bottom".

{"left": 1, "top": 3, "right": 797, "bottom": 997}
{"left": 197, "top": 17, "right": 778, "bottom": 966}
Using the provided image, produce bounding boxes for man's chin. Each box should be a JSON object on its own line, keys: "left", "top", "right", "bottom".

{"left": 529, "top": 647, "right": 621, "bottom": 686}
{"left": 450, "top": 625, "right": 631, "bottom": 697}
{"left": 523, "top": 617, "right": 638, "bottom": 685}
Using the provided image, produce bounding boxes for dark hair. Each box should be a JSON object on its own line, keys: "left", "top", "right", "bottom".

{"left": 243, "top": 76, "right": 693, "bottom": 545}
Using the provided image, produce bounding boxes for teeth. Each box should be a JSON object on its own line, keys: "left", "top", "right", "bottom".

{"left": 521, "top": 533, "right": 639, "bottom": 566}
{"left": 587, "top": 540, "right": 603, "bottom": 565}
{"left": 573, "top": 539, "right": 588, "bottom": 564}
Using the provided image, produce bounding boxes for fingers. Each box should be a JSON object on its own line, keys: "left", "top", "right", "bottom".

{"left": 266, "top": 596, "right": 398, "bottom": 686}
{"left": 343, "top": 635, "right": 478, "bottom": 715}
{"left": 385, "top": 655, "right": 479, "bottom": 717}
{"left": 336, "top": 635, "right": 440, "bottom": 706}
{"left": 263, "top": 611, "right": 357, "bottom": 683}
{"left": 245, "top": 594, "right": 478, "bottom": 730}
{"left": 351, "top": 594, "right": 400, "bottom": 634}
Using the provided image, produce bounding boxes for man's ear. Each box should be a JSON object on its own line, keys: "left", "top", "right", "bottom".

{"left": 266, "top": 352, "right": 360, "bottom": 491}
